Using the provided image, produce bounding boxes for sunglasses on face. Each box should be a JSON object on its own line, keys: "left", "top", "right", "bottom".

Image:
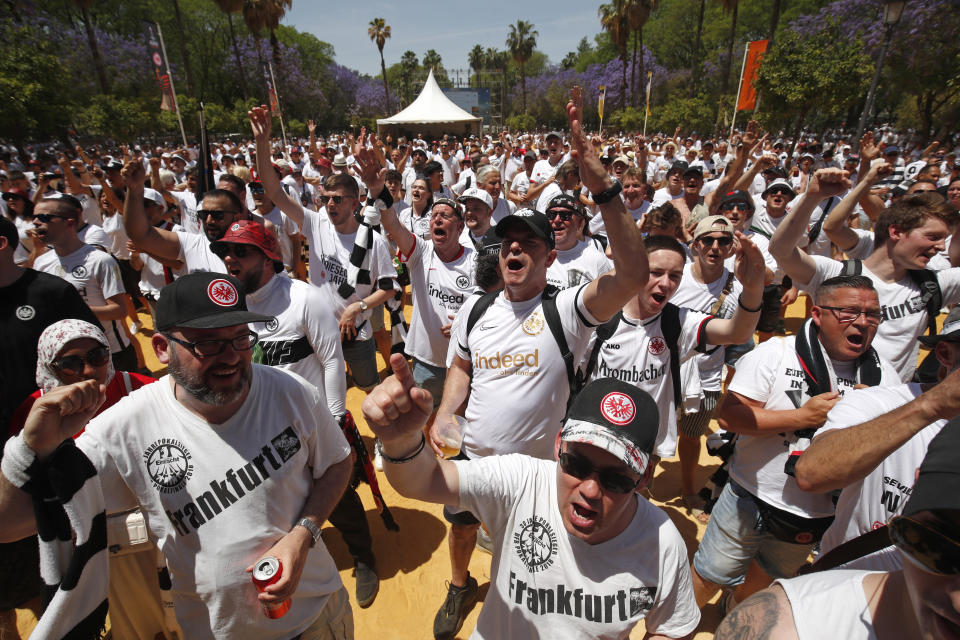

{"left": 698, "top": 235, "right": 734, "bottom": 248}
{"left": 165, "top": 330, "right": 259, "bottom": 358}
{"left": 197, "top": 210, "right": 236, "bottom": 222}
{"left": 548, "top": 209, "right": 577, "bottom": 222}
{"left": 558, "top": 450, "right": 640, "bottom": 494}
{"left": 319, "top": 194, "right": 346, "bottom": 206}
{"left": 818, "top": 305, "right": 884, "bottom": 326}
{"left": 719, "top": 202, "right": 751, "bottom": 212}
{"left": 35, "top": 213, "right": 69, "bottom": 223}
{"left": 211, "top": 243, "right": 259, "bottom": 260}
{"left": 889, "top": 515, "right": 960, "bottom": 575}
{"left": 768, "top": 189, "right": 792, "bottom": 198}
{"left": 52, "top": 345, "right": 111, "bottom": 376}
{"left": 249, "top": 184, "right": 265, "bottom": 195}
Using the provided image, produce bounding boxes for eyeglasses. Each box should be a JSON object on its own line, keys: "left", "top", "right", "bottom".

{"left": 558, "top": 450, "right": 640, "bottom": 494}
{"left": 319, "top": 194, "right": 346, "bottom": 206}
{"left": 818, "top": 305, "right": 884, "bottom": 326}
{"left": 698, "top": 235, "right": 734, "bottom": 247}
{"left": 51, "top": 345, "right": 111, "bottom": 376}
{"left": 165, "top": 331, "right": 259, "bottom": 358}
{"left": 719, "top": 202, "right": 752, "bottom": 212}
{"left": 889, "top": 515, "right": 960, "bottom": 575}
{"left": 197, "top": 210, "right": 237, "bottom": 222}
{"left": 211, "top": 244, "right": 259, "bottom": 260}
{"left": 35, "top": 213, "right": 69, "bottom": 223}
{"left": 548, "top": 209, "right": 577, "bottom": 222}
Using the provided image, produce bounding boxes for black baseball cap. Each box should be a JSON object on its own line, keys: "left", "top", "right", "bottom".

{"left": 546, "top": 193, "right": 585, "bottom": 217}
{"left": 155, "top": 272, "right": 273, "bottom": 332}
{"left": 495, "top": 208, "right": 555, "bottom": 249}
{"left": 560, "top": 378, "right": 659, "bottom": 475}
{"left": 477, "top": 228, "right": 502, "bottom": 257}
{"left": 902, "top": 418, "right": 960, "bottom": 517}
{"left": 718, "top": 189, "right": 755, "bottom": 212}
{"left": 545, "top": 131, "right": 563, "bottom": 142}
{"left": 667, "top": 160, "right": 689, "bottom": 176}
{"left": 683, "top": 165, "right": 704, "bottom": 179}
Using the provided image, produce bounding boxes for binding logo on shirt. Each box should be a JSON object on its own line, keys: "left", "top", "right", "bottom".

{"left": 522, "top": 311, "right": 545, "bottom": 336}
{"left": 264, "top": 318, "right": 279, "bottom": 332}
{"left": 456, "top": 275, "right": 470, "bottom": 289}
{"left": 15, "top": 305, "right": 35, "bottom": 321}
{"left": 71, "top": 265, "right": 87, "bottom": 278}
{"left": 648, "top": 337, "right": 666, "bottom": 355}
{"left": 144, "top": 438, "right": 194, "bottom": 494}
{"left": 207, "top": 279, "right": 238, "bottom": 306}
{"left": 513, "top": 515, "right": 557, "bottom": 572}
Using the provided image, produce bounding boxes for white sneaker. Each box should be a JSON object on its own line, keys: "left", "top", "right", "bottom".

{"left": 374, "top": 448, "right": 384, "bottom": 472}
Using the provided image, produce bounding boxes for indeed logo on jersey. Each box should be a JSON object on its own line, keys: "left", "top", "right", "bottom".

{"left": 428, "top": 282, "right": 465, "bottom": 307}
{"left": 474, "top": 349, "right": 540, "bottom": 376}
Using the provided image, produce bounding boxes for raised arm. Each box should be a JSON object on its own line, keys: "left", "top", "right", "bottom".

{"left": 822, "top": 162, "right": 891, "bottom": 251}
{"left": 249, "top": 105, "right": 305, "bottom": 229}
{"left": 567, "top": 87, "right": 647, "bottom": 321}
{"left": 769, "top": 169, "right": 851, "bottom": 285}
{"left": 121, "top": 160, "right": 183, "bottom": 262}
{"left": 735, "top": 153, "right": 777, "bottom": 193}
{"left": 707, "top": 125, "right": 763, "bottom": 210}
{"left": 795, "top": 367, "right": 960, "bottom": 493}
{"left": 703, "top": 233, "right": 764, "bottom": 344}
{"left": 363, "top": 355, "right": 461, "bottom": 505}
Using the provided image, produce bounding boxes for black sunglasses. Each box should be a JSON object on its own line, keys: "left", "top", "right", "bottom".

{"left": 698, "top": 235, "right": 734, "bottom": 247}
{"left": 249, "top": 184, "right": 265, "bottom": 195}
{"left": 719, "top": 202, "right": 751, "bottom": 212}
{"left": 165, "top": 331, "right": 259, "bottom": 358}
{"left": 35, "top": 213, "right": 69, "bottom": 223}
{"left": 558, "top": 450, "right": 640, "bottom": 494}
{"left": 319, "top": 195, "right": 346, "bottom": 205}
{"left": 548, "top": 209, "right": 578, "bottom": 221}
{"left": 889, "top": 515, "right": 960, "bottom": 575}
{"left": 197, "top": 209, "right": 237, "bottom": 222}
{"left": 211, "top": 244, "right": 259, "bottom": 260}
{"left": 52, "top": 345, "right": 111, "bottom": 376}
{"left": 767, "top": 188, "right": 793, "bottom": 197}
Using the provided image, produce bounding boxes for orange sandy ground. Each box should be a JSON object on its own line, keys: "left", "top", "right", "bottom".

{"left": 14, "top": 296, "right": 937, "bottom": 639}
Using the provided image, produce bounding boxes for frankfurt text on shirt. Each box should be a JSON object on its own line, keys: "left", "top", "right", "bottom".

{"left": 507, "top": 571, "right": 656, "bottom": 622}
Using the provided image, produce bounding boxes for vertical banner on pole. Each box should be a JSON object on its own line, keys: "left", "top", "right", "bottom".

{"left": 146, "top": 23, "right": 175, "bottom": 111}
{"left": 645, "top": 71, "right": 653, "bottom": 117}
{"left": 597, "top": 85, "right": 606, "bottom": 120}
{"left": 735, "top": 39, "right": 769, "bottom": 112}
{"left": 260, "top": 59, "right": 280, "bottom": 112}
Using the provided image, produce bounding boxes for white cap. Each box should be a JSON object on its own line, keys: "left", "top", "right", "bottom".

{"left": 143, "top": 188, "right": 165, "bottom": 207}
{"left": 457, "top": 186, "right": 493, "bottom": 209}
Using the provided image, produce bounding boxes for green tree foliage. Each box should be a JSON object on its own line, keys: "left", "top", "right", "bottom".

{"left": 506, "top": 20, "right": 538, "bottom": 113}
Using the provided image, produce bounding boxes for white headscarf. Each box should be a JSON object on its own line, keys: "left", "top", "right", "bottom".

{"left": 36, "top": 319, "right": 115, "bottom": 392}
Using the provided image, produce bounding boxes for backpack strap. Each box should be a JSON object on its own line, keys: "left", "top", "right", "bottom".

{"left": 907, "top": 269, "right": 942, "bottom": 336}
{"left": 578, "top": 312, "right": 623, "bottom": 389}
{"left": 541, "top": 286, "right": 576, "bottom": 408}
{"left": 795, "top": 526, "right": 891, "bottom": 575}
{"left": 807, "top": 196, "right": 837, "bottom": 245}
{"left": 709, "top": 271, "right": 736, "bottom": 316}
{"left": 661, "top": 303, "right": 683, "bottom": 409}
{"left": 461, "top": 289, "right": 503, "bottom": 353}
{"left": 840, "top": 259, "right": 862, "bottom": 276}
{"left": 121, "top": 371, "right": 133, "bottom": 395}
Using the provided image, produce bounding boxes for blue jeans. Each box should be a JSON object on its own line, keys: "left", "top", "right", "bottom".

{"left": 693, "top": 481, "right": 815, "bottom": 585}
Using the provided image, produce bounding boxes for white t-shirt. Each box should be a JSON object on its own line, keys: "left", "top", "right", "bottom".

{"left": 583, "top": 306, "right": 714, "bottom": 458}
{"left": 796, "top": 256, "right": 960, "bottom": 381}
{"left": 843, "top": 229, "right": 874, "bottom": 260}
{"left": 299, "top": 207, "right": 398, "bottom": 342}
{"left": 531, "top": 158, "right": 562, "bottom": 186}
{"left": 589, "top": 201, "right": 649, "bottom": 236}
{"left": 454, "top": 285, "right": 600, "bottom": 460}
{"left": 100, "top": 212, "right": 131, "bottom": 260}
{"left": 176, "top": 230, "right": 227, "bottom": 274}
{"left": 727, "top": 335, "right": 900, "bottom": 517}
{"left": 398, "top": 207, "right": 432, "bottom": 241}
{"left": 546, "top": 240, "right": 613, "bottom": 291}
{"left": 535, "top": 182, "right": 563, "bottom": 213}
{"left": 76, "top": 366, "right": 350, "bottom": 640}
{"left": 13, "top": 216, "right": 34, "bottom": 265}
{"left": 816, "top": 383, "right": 944, "bottom": 571}
{"left": 670, "top": 265, "right": 742, "bottom": 391}
{"left": 456, "top": 455, "right": 700, "bottom": 640}
{"left": 139, "top": 221, "right": 185, "bottom": 296}
{"left": 510, "top": 171, "right": 531, "bottom": 199}
{"left": 77, "top": 223, "right": 110, "bottom": 251}
{"left": 169, "top": 191, "right": 200, "bottom": 235}
{"left": 437, "top": 154, "right": 461, "bottom": 187}
{"left": 33, "top": 243, "right": 130, "bottom": 354}
{"left": 490, "top": 197, "right": 516, "bottom": 224}
{"left": 247, "top": 274, "right": 347, "bottom": 417}
{"left": 401, "top": 238, "right": 476, "bottom": 367}
{"left": 651, "top": 187, "right": 681, "bottom": 208}
{"left": 776, "top": 570, "right": 880, "bottom": 640}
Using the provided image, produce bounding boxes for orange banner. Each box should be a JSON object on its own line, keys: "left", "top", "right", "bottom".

{"left": 735, "top": 39, "right": 769, "bottom": 112}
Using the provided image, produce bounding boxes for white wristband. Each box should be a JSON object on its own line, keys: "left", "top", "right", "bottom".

{"left": 2, "top": 434, "right": 38, "bottom": 489}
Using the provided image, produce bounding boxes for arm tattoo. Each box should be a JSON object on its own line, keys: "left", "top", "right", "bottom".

{"left": 714, "top": 591, "right": 784, "bottom": 640}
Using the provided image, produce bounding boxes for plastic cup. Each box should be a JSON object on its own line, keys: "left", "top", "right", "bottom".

{"left": 437, "top": 415, "right": 467, "bottom": 459}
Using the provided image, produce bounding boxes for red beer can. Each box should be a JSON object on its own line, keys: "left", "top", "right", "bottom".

{"left": 252, "top": 556, "right": 291, "bottom": 618}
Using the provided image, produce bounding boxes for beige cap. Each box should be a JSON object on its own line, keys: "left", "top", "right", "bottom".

{"left": 693, "top": 215, "right": 735, "bottom": 242}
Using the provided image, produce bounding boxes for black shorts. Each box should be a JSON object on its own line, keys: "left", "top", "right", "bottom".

{"left": 0, "top": 537, "right": 43, "bottom": 610}
{"left": 117, "top": 258, "right": 142, "bottom": 299}
{"left": 756, "top": 284, "right": 783, "bottom": 333}
{"left": 442, "top": 451, "right": 480, "bottom": 526}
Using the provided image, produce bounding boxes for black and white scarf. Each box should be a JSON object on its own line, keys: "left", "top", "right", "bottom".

{"left": 2, "top": 436, "right": 108, "bottom": 639}
{"left": 793, "top": 317, "right": 882, "bottom": 401}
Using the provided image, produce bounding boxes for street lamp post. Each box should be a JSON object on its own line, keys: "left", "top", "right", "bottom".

{"left": 854, "top": 0, "right": 907, "bottom": 143}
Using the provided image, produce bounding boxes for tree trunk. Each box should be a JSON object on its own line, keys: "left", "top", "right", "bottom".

{"left": 631, "top": 31, "right": 638, "bottom": 105}
{"left": 768, "top": 0, "right": 782, "bottom": 43}
{"left": 521, "top": 62, "right": 527, "bottom": 113}
{"left": 691, "top": 0, "right": 706, "bottom": 97}
{"left": 720, "top": 2, "right": 739, "bottom": 95}
{"left": 621, "top": 55, "right": 628, "bottom": 111}
{"left": 170, "top": 0, "right": 195, "bottom": 97}
{"left": 269, "top": 29, "right": 281, "bottom": 75}
{"left": 226, "top": 13, "right": 248, "bottom": 101}
{"left": 80, "top": 5, "right": 109, "bottom": 94}
{"left": 380, "top": 52, "right": 392, "bottom": 113}
{"left": 638, "top": 28, "right": 644, "bottom": 109}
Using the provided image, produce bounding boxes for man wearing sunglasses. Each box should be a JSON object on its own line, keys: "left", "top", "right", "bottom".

{"left": 365, "top": 359, "right": 700, "bottom": 639}
{"left": 716, "top": 424, "right": 960, "bottom": 640}
{"left": 0, "top": 272, "right": 356, "bottom": 639}
{"left": 691, "top": 275, "right": 900, "bottom": 611}
{"left": 770, "top": 168, "right": 960, "bottom": 381}
{"left": 122, "top": 160, "right": 238, "bottom": 275}
{"left": 544, "top": 193, "right": 611, "bottom": 290}
{"left": 32, "top": 193, "right": 137, "bottom": 372}
{"left": 793, "top": 306, "right": 960, "bottom": 572}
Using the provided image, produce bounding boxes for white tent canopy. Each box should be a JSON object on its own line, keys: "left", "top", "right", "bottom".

{"left": 377, "top": 70, "right": 481, "bottom": 137}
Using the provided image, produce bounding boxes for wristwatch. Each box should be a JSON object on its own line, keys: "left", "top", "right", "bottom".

{"left": 359, "top": 300, "right": 369, "bottom": 311}
{"left": 295, "top": 518, "right": 322, "bottom": 547}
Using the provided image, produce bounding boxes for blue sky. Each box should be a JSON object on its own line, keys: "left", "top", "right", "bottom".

{"left": 282, "top": 1, "right": 602, "bottom": 77}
